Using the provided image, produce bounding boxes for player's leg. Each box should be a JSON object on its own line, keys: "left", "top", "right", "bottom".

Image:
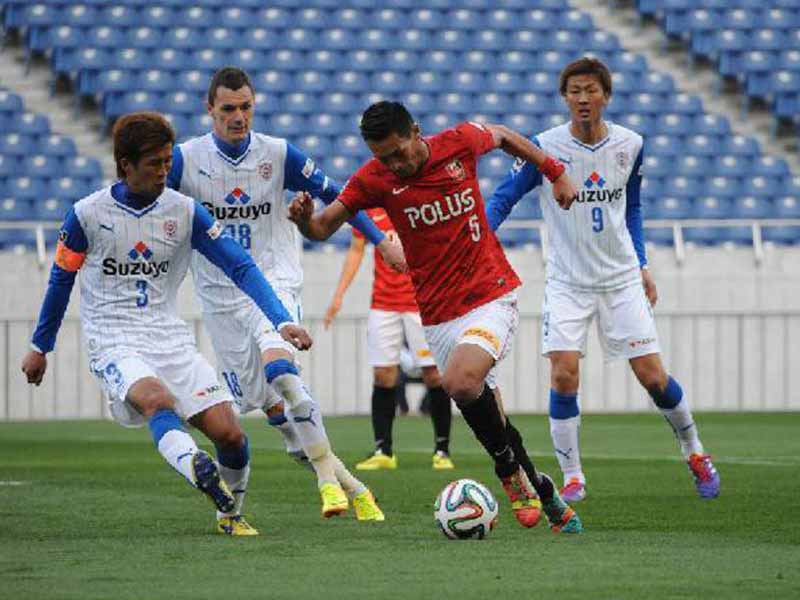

{"left": 542, "top": 280, "right": 594, "bottom": 502}
{"left": 357, "top": 309, "right": 404, "bottom": 470}
{"left": 629, "top": 353, "right": 720, "bottom": 498}
{"left": 264, "top": 400, "right": 311, "bottom": 469}
{"left": 404, "top": 311, "right": 453, "bottom": 468}
{"left": 549, "top": 351, "right": 586, "bottom": 502}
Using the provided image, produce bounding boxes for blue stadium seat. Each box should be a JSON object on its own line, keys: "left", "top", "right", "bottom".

{"left": 0, "top": 230, "right": 37, "bottom": 251}
{"left": 778, "top": 49, "right": 800, "bottom": 71}
{"left": 607, "top": 52, "right": 647, "bottom": 75}
{"left": 372, "top": 8, "right": 408, "bottom": 30}
{"left": 437, "top": 30, "right": 468, "bottom": 52}
{"left": 330, "top": 7, "right": 363, "bottom": 29}
{"left": 39, "top": 135, "right": 77, "bottom": 159}
{"left": 219, "top": 7, "right": 255, "bottom": 29}
{"left": 712, "top": 155, "right": 750, "bottom": 180}
{"left": 496, "top": 51, "right": 533, "bottom": 74}
{"left": 685, "top": 134, "right": 718, "bottom": 157}
{"left": 616, "top": 113, "right": 654, "bottom": 137}
{"left": 268, "top": 114, "right": 303, "bottom": 138}
{"left": 478, "top": 155, "right": 513, "bottom": 178}
{"left": 654, "top": 113, "right": 692, "bottom": 138}
{"left": 242, "top": 28, "right": 277, "bottom": 50}
{"left": 323, "top": 155, "right": 359, "bottom": 181}
{"left": 665, "top": 93, "right": 703, "bottom": 115}
{"left": 587, "top": 31, "right": 621, "bottom": 53}
{"left": 505, "top": 113, "right": 539, "bottom": 135}
{"left": 296, "top": 135, "right": 333, "bottom": 158}
{"left": 0, "top": 197, "right": 36, "bottom": 221}
{"left": 743, "top": 51, "right": 778, "bottom": 100}
{"left": 105, "top": 91, "right": 164, "bottom": 120}
{"left": 192, "top": 49, "right": 230, "bottom": 71}
{"left": 752, "top": 156, "right": 791, "bottom": 178}
{"left": 642, "top": 180, "right": 665, "bottom": 203}
{"left": 307, "top": 50, "right": 344, "bottom": 72}
{"left": 559, "top": 9, "right": 593, "bottom": 31}
{"left": 0, "top": 133, "right": 36, "bottom": 159}
{"left": 743, "top": 176, "right": 780, "bottom": 198}
{"left": 49, "top": 177, "right": 93, "bottom": 203}
{"left": 420, "top": 113, "right": 457, "bottom": 134}
{"left": 764, "top": 8, "right": 800, "bottom": 30}
{"left": 752, "top": 29, "right": 786, "bottom": 52}
{"left": 774, "top": 195, "right": 800, "bottom": 218}
{"left": 694, "top": 114, "right": 731, "bottom": 137}
{"left": 359, "top": 29, "right": 393, "bottom": 51}
{"left": 0, "top": 91, "right": 24, "bottom": 114}
{"left": 13, "top": 113, "right": 50, "bottom": 137}
{"left": 706, "top": 176, "right": 738, "bottom": 198}
{"left": 385, "top": 50, "right": 420, "bottom": 73}
{"left": 475, "top": 92, "right": 506, "bottom": 115}
{"left": 538, "top": 51, "right": 571, "bottom": 73}
{"left": 100, "top": 5, "right": 139, "bottom": 28}
{"left": 648, "top": 135, "right": 682, "bottom": 157}
{"left": 7, "top": 177, "right": 47, "bottom": 203}
{"left": 204, "top": 28, "right": 238, "bottom": 51}
{"left": 449, "top": 8, "right": 481, "bottom": 30}
{"left": 319, "top": 93, "right": 357, "bottom": 115}
{"left": 717, "top": 29, "right": 751, "bottom": 77}
{"left": 62, "top": 4, "right": 99, "bottom": 28}
{"left": 772, "top": 71, "right": 800, "bottom": 119}
{"left": 643, "top": 155, "right": 670, "bottom": 179}
{"left": 141, "top": 6, "right": 178, "bottom": 29}
{"left": 185, "top": 114, "right": 213, "bottom": 138}
{"left": 22, "top": 155, "right": 62, "bottom": 180}
{"left": 254, "top": 7, "right": 291, "bottom": 28}
{"left": 153, "top": 49, "right": 190, "bottom": 72}
{"left": 437, "top": 93, "right": 471, "bottom": 115}
{"left": 487, "top": 72, "right": 524, "bottom": 94}
{"left": 334, "top": 135, "right": 365, "bottom": 158}
{"left": 0, "top": 155, "right": 19, "bottom": 179}
{"left": 669, "top": 176, "right": 701, "bottom": 199}
{"left": 163, "top": 27, "right": 203, "bottom": 51}
{"left": 720, "top": 135, "right": 760, "bottom": 157}
{"left": 285, "top": 92, "right": 319, "bottom": 115}
{"left": 519, "top": 9, "right": 550, "bottom": 31}
{"left": 34, "top": 197, "right": 73, "bottom": 222}
{"left": 733, "top": 195, "right": 774, "bottom": 218}
{"left": 513, "top": 92, "right": 557, "bottom": 115}
{"left": 414, "top": 71, "right": 445, "bottom": 94}
{"left": 648, "top": 196, "right": 693, "bottom": 220}
{"left": 721, "top": 8, "right": 756, "bottom": 31}
{"left": 397, "top": 29, "right": 431, "bottom": 52}
{"left": 402, "top": 92, "right": 436, "bottom": 116}
{"left": 409, "top": 9, "right": 444, "bottom": 30}
{"left": 474, "top": 30, "right": 507, "bottom": 52}
{"left": 345, "top": 49, "right": 382, "bottom": 72}
{"left": 762, "top": 225, "right": 800, "bottom": 245}
{"left": 486, "top": 9, "right": 517, "bottom": 31}
{"left": 676, "top": 155, "right": 711, "bottom": 178}
{"left": 308, "top": 113, "right": 345, "bottom": 136}
{"left": 645, "top": 226, "right": 676, "bottom": 246}
{"left": 426, "top": 51, "right": 458, "bottom": 72}
{"left": 126, "top": 27, "right": 162, "bottom": 50}
{"left": 371, "top": 72, "right": 407, "bottom": 94}
{"left": 137, "top": 70, "right": 172, "bottom": 94}
{"left": 254, "top": 70, "right": 292, "bottom": 93}
{"left": 7, "top": 3, "right": 61, "bottom": 30}
{"left": 449, "top": 72, "right": 485, "bottom": 93}
{"left": 178, "top": 6, "right": 215, "bottom": 29}
{"left": 687, "top": 9, "right": 719, "bottom": 58}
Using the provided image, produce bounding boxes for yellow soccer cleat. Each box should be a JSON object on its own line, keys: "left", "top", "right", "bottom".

{"left": 217, "top": 515, "right": 260, "bottom": 536}
{"left": 320, "top": 482, "right": 349, "bottom": 518}
{"left": 353, "top": 490, "right": 385, "bottom": 522}
{"left": 432, "top": 451, "right": 455, "bottom": 470}
{"left": 355, "top": 450, "right": 397, "bottom": 471}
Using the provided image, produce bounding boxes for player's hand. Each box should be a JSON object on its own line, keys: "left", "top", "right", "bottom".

{"left": 288, "top": 191, "right": 314, "bottom": 226}
{"left": 642, "top": 268, "right": 658, "bottom": 307}
{"left": 552, "top": 173, "right": 578, "bottom": 210}
{"left": 377, "top": 231, "right": 408, "bottom": 273}
{"left": 279, "top": 324, "right": 313, "bottom": 351}
{"left": 324, "top": 295, "right": 343, "bottom": 329}
{"left": 21, "top": 350, "right": 47, "bottom": 386}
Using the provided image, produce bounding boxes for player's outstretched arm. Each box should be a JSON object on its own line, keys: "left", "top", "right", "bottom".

{"left": 486, "top": 124, "right": 577, "bottom": 210}
{"left": 486, "top": 157, "right": 544, "bottom": 231}
{"left": 325, "top": 235, "right": 367, "bottom": 329}
{"left": 191, "top": 202, "right": 312, "bottom": 350}
{"left": 288, "top": 191, "right": 351, "bottom": 241}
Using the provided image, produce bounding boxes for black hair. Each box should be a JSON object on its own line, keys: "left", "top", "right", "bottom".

{"left": 359, "top": 101, "right": 415, "bottom": 142}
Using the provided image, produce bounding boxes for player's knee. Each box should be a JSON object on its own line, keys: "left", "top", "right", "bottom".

{"left": 135, "top": 387, "right": 175, "bottom": 417}
{"left": 214, "top": 425, "right": 246, "bottom": 450}
{"left": 421, "top": 367, "right": 442, "bottom": 389}
{"left": 373, "top": 366, "right": 399, "bottom": 388}
{"left": 639, "top": 368, "right": 668, "bottom": 395}
{"left": 551, "top": 366, "right": 579, "bottom": 394}
{"left": 442, "top": 370, "right": 483, "bottom": 402}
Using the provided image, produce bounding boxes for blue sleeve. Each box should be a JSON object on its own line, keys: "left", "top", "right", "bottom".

{"left": 625, "top": 147, "right": 647, "bottom": 268}
{"left": 30, "top": 207, "right": 86, "bottom": 353}
{"left": 486, "top": 140, "right": 544, "bottom": 231}
{"left": 190, "top": 202, "right": 293, "bottom": 328}
{"left": 166, "top": 145, "right": 183, "bottom": 191}
{"left": 283, "top": 143, "right": 385, "bottom": 246}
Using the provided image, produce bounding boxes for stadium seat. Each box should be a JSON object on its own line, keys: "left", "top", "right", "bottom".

{"left": 297, "top": 135, "right": 333, "bottom": 158}
{"left": 0, "top": 155, "right": 19, "bottom": 179}
{"left": 685, "top": 135, "right": 718, "bottom": 157}
{"left": 694, "top": 114, "right": 731, "bottom": 137}
{"left": 0, "top": 229, "right": 37, "bottom": 251}
{"left": 49, "top": 177, "right": 92, "bottom": 203}
{"left": 478, "top": 155, "right": 513, "bottom": 179}
{"left": 717, "top": 29, "right": 751, "bottom": 77}
{"left": 370, "top": 72, "right": 407, "bottom": 94}
{"left": 449, "top": 8, "right": 481, "bottom": 30}
{"left": 0, "top": 91, "right": 24, "bottom": 114}
{"left": 152, "top": 49, "right": 190, "bottom": 72}
{"left": 733, "top": 195, "right": 774, "bottom": 219}
{"left": 426, "top": 51, "right": 458, "bottom": 73}
{"left": 285, "top": 92, "right": 319, "bottom": 115}
{"left": 475, "top": 92, "right": 506, "bottom": 115}
{"left": 308, "top": 113, "right": 345, "bottom": 136}
{"left": 752, "top": 156, "right": 791, "bottom": 178}
{"left": 743, "top": 176, "right": 781, "bottom": 198}
{"left": 772, "top": 71, "right": 800, "bottom": 120}
{"left": 0, "top": 133, "right": 36, "bottom": 159}
{"left": 514, "top": 92, "right": 557, "bottom": 115}
{"left": 676, "top": 156, "right": 711, "bottom": 178}
{"left": 384, "top": 50, "right": 420, "bottom": 73}
{"left": 6, "top": 177, "right": 47, "bottom": 203}
{"left": 743, "top": 51, "right": 778, "bottom": 100}
{"left": 62, "top": 4, "right": 99, "bottom": 28}
{"left": 100, "top": 5, "right": 139, "bottom": 28}
{"left": 0, "top": 197, "right": 36, "bottom": 221}
{"left": 397, "top": 29, "right": 431, "bottom": 51}
{"left": 178, "top": 6, "right": 215, "bottom": 29}
{"left": 648, "top": 196, "right": 693, "bottom": 220}
{"left": 438, "top": 30, "right": 468, "bottom": 52}
{"left": 334, "top": 135, "right": 365, "bottom": 158}
{"left": 654, "top": 113, "right": 692, "bottom": 138}
{"left": 762, "top": 225, "right": 800, "bottom": 245}
{"left": 436, "top": 93, "right": 471, "bottom": 115}
{"left": 775, "top": 195, "right": 800, "bottom": 218}
{"left": 721, "top": 135, "right": 760, "bottom": 157}
{"left": 141, "top": 6, "right": 178, "bottom": 29}
{"left": 39, "top": 135, "right": 77, "bottom": 159}
{"left": 705, "top": 176, "right": 738, "bottom": 199}
{"left": 22, "top": 155, "right": 62, "bottom": 181}
{"left": 13, "top": 113, "right": 50, "bottom": 138}
{"left": 401, "top": 92, "right": 436, "bottom": 115}
{"left": 670, "top": 176, "right": 701, "bottom": 199}
{"left": 414, "top": 71, "right": 445, "bottom": 94}
{"left": 643, "top": 155, "right": 670, "bottom": 179}
{"left": 505, "top": 113, "right": 539, "bottom": 135}
{"left": 712, "top": 155, "right": 750, "bottom": 181}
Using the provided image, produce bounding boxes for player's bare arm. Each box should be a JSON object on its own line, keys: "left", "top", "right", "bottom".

{"left": 485, "top": 123, "right": 578, "bottom": 210}
{"left": 279, "top": 323, "right": 313, "bottom": 350}
{"left": 376, "top": 231, "right": 407, "bottom": 274}
{"left": 641, "top": 268, "right": 658, "bottom": 306}
{"left": 288, "top": 191, "right": 351, "bottom": 240}
{"left": 21, "top": 350, "right": 47, "bottom": 386}
{"left": 325, "top": 235, "right": 367, "bottom": 328}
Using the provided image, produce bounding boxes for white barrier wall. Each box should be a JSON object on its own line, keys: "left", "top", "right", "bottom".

{"left": 2, "top": 245, "right": 799, "bottom": 420}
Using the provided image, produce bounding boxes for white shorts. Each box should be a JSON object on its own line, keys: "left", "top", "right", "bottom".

{"left": 367, "top": 309, "right": 437, "bottom": 368}
{"left": 541, "top": 279, "right": 661, "bottom": 361}
{"left": 202, "top": 290, "right": 302, "bottom": 414}
{"left": 424, "top": 292, "right": 519, "bottom": 389}
{"left": 90, "top": 346, "right": 231, "bottom": 427}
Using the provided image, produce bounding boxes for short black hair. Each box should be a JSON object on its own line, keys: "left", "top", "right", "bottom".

{"left": 112, "top": 112, "right": 174, "bottom": 178}
{"left": 208, "top": 66, "right": 255, "bottom": 106}
{"left": 559, "top": 57, "right": 613, "bottom": 97}
{"left": 359, "top": 101, "right": 414, "bottom": 142}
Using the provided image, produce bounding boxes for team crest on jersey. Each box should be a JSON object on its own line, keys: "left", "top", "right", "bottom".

{"left": 445, "top": 159, "right": 466, "bottom": 182}
{"left": 616, "top": 152, "right": 629, "bottom": 169}
{"left": 128, "top": 241, "right": 153, "bottom": 260}
{"left": 258, "top": 160, "right": 273, "bottom": 181}
{"left": 584, "top": 171, "right": 606, "bottom": 189}
{"left": 224, "top": 187, "right": 251, "bottom": 205}
{"left": 163, "top": 219, "right": 177, "bottom": 239}
{"left": 302, "top": 158, "right": 315, "bottom": 179}
{"left": 207, "top": 221, "right": 223, "bottom": 240}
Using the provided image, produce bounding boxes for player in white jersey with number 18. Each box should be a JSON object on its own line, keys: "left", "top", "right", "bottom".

{"left": 486, "top": 57, "right": 720, "bottom": 502}
{"left": 21, "top": 112, "right": 313, "bottom": 533}
{"left": 168, "top": 67, "right": 397, "bottom": 529}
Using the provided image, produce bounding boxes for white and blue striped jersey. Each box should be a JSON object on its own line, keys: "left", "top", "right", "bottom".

{"left": 31, "top": 182, "right": 293, "bottom": 358}
{"left": 487, "top": 122, "right": 646, "bottom": 291}
{"left": 168, "top": 132, "right": 384, "bottom": 315}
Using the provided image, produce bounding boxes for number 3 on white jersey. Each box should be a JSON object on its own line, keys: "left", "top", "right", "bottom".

{"left": 468, "top": 214, "right": 481, "bottom": 241}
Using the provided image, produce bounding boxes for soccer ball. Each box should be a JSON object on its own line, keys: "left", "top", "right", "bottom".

{"left": 434, "top": 478, "right": 498, "bottom": 540}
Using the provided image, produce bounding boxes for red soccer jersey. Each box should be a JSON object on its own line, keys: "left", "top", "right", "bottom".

{"left": 338, "top": 122, "right": 521, "bottom": 326}
{"left": 353, "top": 208, "right": 419, "bottom": 313}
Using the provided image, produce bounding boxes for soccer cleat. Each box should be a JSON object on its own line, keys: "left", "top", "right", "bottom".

{"left": 541, "top": 475, "right": 583, "bottom": 534}
{"left": 355, "top": 450, "right": 397, "bottom": 471}
{"left": 320, "top": 482, "right": 349, "bottom": 518}
{"left": 353, "top": 490, "right": 385, "bottom": 522}
{"left": 432, "top": 451, "right": 455, "bottom": 470}
{"left": 687, "top": 453, "right": 721, "bottom": 499}
{"left": 217, "top": 515, "right": 260, "bottom": 536}
{"left": 500, "top": 467, "right": 543, "bottom": 528}
{"left": 560, "top": 477, "right": 586, "bottom": 503}
{"left": 192, "top": 451, "right": 236, "bottom": 514}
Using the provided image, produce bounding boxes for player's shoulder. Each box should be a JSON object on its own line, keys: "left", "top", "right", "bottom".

{"left": 250, "top": 130, "right": 288, "bottom": 154}
{"left": 537, "top": 123, "right": 571, "bottom": 145}
{"left": 608, "top": 122, "right": 644, "bottom": 150}
{"left": 177, "top": 132, "right": 213, "bottom": 154}
{"left": 73, "top": 185, "right": 113, "bottom": 213}
{"left": 159, "top": 185, "right": 197, "bottom": 210}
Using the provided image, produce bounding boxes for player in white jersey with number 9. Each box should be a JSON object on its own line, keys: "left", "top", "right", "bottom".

{"left": 486, "top": 57, "right": 720, "bottom": 502}
{"left": 168, "top": 67, "right": 395, "bottom": 529}
{"left": 21, "top": 112, "right": 313, "bottom": 533}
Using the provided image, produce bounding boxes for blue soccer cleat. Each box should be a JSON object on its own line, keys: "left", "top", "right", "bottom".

{"left": 192, "top": 450, "right": 236, "bottom": 514}
{"left": 687, "top": 453, "right": 720, "bottom": 499}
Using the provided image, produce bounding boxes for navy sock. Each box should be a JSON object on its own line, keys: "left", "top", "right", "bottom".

{"left": 371, "top": 385, "right": 396, "bottom": 455}
{"left": 216, "top": 435, "right": 249, "bottom": 470}
{"left": 459, "top": 384, "right": 517, "bottom": 478}
{"left": 428, "top": 386, "right": 452, "bottom": 454}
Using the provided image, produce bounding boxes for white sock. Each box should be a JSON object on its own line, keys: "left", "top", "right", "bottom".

{"left": 549, "top": 415, "right": 584, "bottom": 485}
{"left": 157, "top": 429, "right": 199, "bottom": 485}
{"left": 217, "top": 464, "right": 250, "bottom": 519}
{"left": 332, "top": 455, "right": 367, "bottom": 498}
{"left": 271, "top": 373, "right": 337, "bottom": 485}
{"left": 660, "top": 399, "right": 704, "bottom": 458}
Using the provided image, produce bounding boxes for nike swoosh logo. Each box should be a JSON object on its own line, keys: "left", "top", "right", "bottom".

{"left": 392, "top": 186, "right": 409, "bottom": 195}
{"left": 373, "top": 215, "right": 387, "bottom": 222}
{"left": 99, "top": 223, "right": 114, "bottom": 232}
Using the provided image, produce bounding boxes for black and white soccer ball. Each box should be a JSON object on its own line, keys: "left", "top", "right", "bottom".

{"left": 434, "top": 478, "right": 499, "bottom": 540}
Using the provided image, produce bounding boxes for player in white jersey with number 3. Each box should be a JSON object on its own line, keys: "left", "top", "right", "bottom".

{"left": 487, "top": 57, "right": 720, "bottom": 502}
{"left": 168, "top": 67, "right": 395, "bottom": 527}
{"left": 21, "top": 113, "right": 313, "bottom": 534}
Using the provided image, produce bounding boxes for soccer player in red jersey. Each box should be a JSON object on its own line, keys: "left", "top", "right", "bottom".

{"left": 324, "top": 207, "right": 455, "bottom": 471}
{"left": 290, "top": 101, "right": 582, "bottom": 533}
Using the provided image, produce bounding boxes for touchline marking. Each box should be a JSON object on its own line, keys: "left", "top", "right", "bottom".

{"left": 0, "top": 481, "right": 29, "bottom": 486}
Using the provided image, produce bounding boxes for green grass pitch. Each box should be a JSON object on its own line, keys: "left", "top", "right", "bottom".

{"left": 2, "top": 413, "right": 799, "bottom": 600}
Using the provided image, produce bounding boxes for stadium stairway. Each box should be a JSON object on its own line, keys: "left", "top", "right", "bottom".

{"left": 0, "top": 38, "right": 115, "bottom": 179}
